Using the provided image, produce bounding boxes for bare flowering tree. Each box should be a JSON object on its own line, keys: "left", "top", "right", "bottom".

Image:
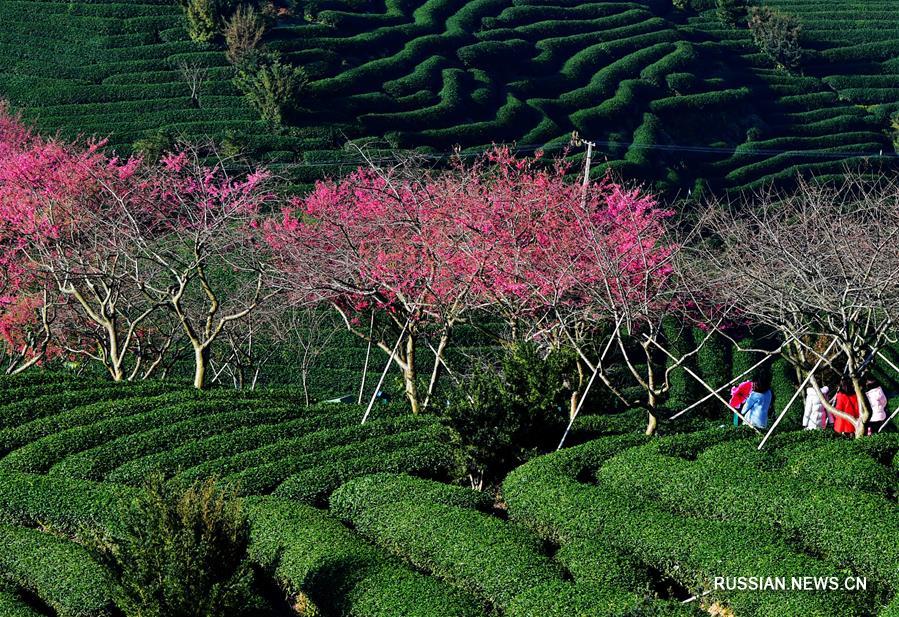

{"left": 561, "top": 181, "right": 729, "bottom": 435}
{"left": 265, "top": 152, "right": 495, "bottom": 414}
{"left": 115, "top": 144, "right": 280, "bottom": 389}
{"left": 693, "top": 173, "right": 899, "bottom": 437}
{"left": 255, "top": 303, "right": 340, "bottom": 404}
{"left": 177, "top": 59, "right": 208, "bottom": 108}
{"left": 0, "top": 106, "right": 161, "bottom": 380}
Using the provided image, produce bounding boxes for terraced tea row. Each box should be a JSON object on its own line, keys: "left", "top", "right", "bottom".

{"left": 503, "top": 428, "right": 899, "bottom": 616}
{"left": 0, "top": 373, "right": 476, "bottom": 616}
{"left": 0, "top": 372, "right": 896, "bottom": 615}
{"left": 1, "top": 0, "right": 895, "bottom": 196}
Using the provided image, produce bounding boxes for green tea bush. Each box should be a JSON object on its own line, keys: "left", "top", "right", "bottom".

{"left": 695, "top": 329, "right": 730, "bottom": 390}
{"left": 336, "top": 499, "right": 562, "bottom": 609}
{"left": 570, "top": 408, "right": 648, "bottom": 439}
{"left": 330, "top": 473, "right": 492, "bottom": 521}
{"left": 106, "top": 403, "right": 400, "bottom": 483}
{"left": 48, "top": 405, "right": 294, "bottom": 480}
{"left": 555, "top": 537, "right": 651, "bottom": 592}
{"left": 0, "top": 523, "right": 117, "bottom": 617}
{"left": 769, "top": 356, "right": 796, "bottom": 419}
{"left": 0, "top": 583, "right": 44, "bottom": 617}
{"left": 246, "top": 496, "right": 486, "bottom": 617}
{"left": 271, "top": 439, "right": 464, "bottom": 503}
{"left": 821, "top": 40, "right": 899, "bottom": 62}
{"left": 0, "top": 395, "right": 285, "bottom": 473}
{"left": 361, "top": 68, "right": 468, "bottom": 132}
{"left": 0, "top": 382, "right": 176, "bottom": 429}
{"left": 169, "top": 414, "right": 448, "bottom": 486}
{"left": 505, "top": 434, "right": 879, "bottom": 616}
{"left": 0, "top": 390, "right": 202, "bottom": 456}
{"left": 779, "top": 439, "right": 897, "bottom": 494}
{"left": 660, "top": 320, "right": 698, "bottom": 410}
{"left": 507, "top": 582, "right": 702, "bottom": 617}
{"left": 0, "top": 371, "right": 74, "bottom": 388}
{"left": 382, "top": 55, "right": 447, "bottom": 97}
{"left": 650, "top": 87, "right": 750, "bottom": 113}
{"left": 0, "top": 377, "right": 103, "bottom": 406}
{"left": 457, "top": 39, "right": 531, "bottom": 69}
{"left": 597, "top": 438, "right": 899, "bottom": 591}
{"left": 0, "top": 469, "right": 134, "bottom": 535}
{"left": 640, "top": 41, "right": 696, "bottom": 85}
{"left": 882, "top": 595, "right": 899, "bottom": 617}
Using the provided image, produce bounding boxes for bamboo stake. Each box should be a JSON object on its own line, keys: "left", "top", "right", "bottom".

{"left": 645, "top": 336, "right": 760, "bottom": 433}
{"left": 361, "top": 321, "right": 408, "bottom": 425}
{"left": 878, "top": 405, "right": 899, "bottom": 433}
{"left": 357, "top": 312, "right": 374, "bottom": 404}
{"left": 758, "top": 339, "right": 837, "bottom": 450}
{"left": 556, "top": 316, "right": 623, "bottom": 451}
{"left": 668, "top": 348, "right": 783, "bottom": 420}
{"left": 873, "top": 351, "right": 899, "bottom": 433}
{"left": 875, "top": 349, "right": 899, "bottom": 375}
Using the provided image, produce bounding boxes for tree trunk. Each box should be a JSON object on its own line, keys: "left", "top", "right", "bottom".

{"left": 403, "top": 333, "right": 420, "bottom": 414}
{"left": 645, "top": 386, "right": 658, "bottom": 436}
{"left": 193, "top": 344, "right": 209, "bottom": 389}
{"left": 645, "top": 411, "right": 658, "bottom": 436}
{"left": 851, "top": 375, "right": 870, "bottom": 439}
{"left": 106, "top": 321, "right": 125, "bottom": 382}
{"left": 302, "top": 369, "right": 310, "bottom": 406}
{"left": 645, "top": 345, "right": 659, "bottom": 436}
{"left": 570, "top": 357, "right": 586, "bottom": 420}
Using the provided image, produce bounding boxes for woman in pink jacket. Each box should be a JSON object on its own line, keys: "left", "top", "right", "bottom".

{"left": 865, "top": 378, "right": 891, "bottom": 434}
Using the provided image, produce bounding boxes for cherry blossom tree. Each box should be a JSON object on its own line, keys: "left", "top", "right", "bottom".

{"left": 0, "top": 105, "right": 159, "bottom": 380}
{"left": 117, "top": 145, "right": 278, "bottom": 389}
{"left": 431, "top": 149, "right": 712, "bottom": 434}
{"left": 265, "top": 150, "right": 498, "bottom": 413}
{"left": 1, "top": 108, "right": 278, "bottom": 388}
{"left": 265, "top": 146, "right": 702, "bottom": 427}
{"left": 565, "top": 183, "right": 725, "bottom": 435}
{"left": 472, "top": 162, "right": 717, "bottom": 435}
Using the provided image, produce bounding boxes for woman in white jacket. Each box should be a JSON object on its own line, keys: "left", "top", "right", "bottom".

{"left": 802, "top": 385, "right": 828, "bottom": 430}
{"left": 865, "top": 378, "right": 890, "bottom": 434}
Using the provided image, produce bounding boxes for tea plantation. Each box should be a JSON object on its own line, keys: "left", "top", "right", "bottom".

{"left": 0, "top": 371, "right": 896, "bottom": 615}
{"left": 0, "top": 0, "right": 896, "bottom": 195}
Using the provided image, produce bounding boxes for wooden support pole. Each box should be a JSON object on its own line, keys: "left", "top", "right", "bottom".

{"left": 645, "top": 336, "right": 760, "bottom": 433}
{"left": 757, "top": 339, "right": 837, "bottom": 450}
{"left": 557, "top": 316, "right": 623, "bottom": 451}
{"left": 669, "top": 348, "right": 782, "bottom": 421}
{"left": 875, "top": 350, "right": 899, "bottom": 375}
{"left": 878, "top": 404, "right": 899, "bottom": 433}
{"left": 361, "top": 321, "right": 408, "bottom": 425}
{"left": 875, "top": 351, "right": 899, "bottom": 433}
{"left": 357, "top": 312, "right": 374, "bottom": 404}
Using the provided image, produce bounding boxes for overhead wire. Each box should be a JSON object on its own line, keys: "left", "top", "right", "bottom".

{"left": 260, "top": 137, "right": 899, "bottom": 169}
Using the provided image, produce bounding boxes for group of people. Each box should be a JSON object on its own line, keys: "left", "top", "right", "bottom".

{"left": 728, "top": 376, "right": 894, "bottom": 435}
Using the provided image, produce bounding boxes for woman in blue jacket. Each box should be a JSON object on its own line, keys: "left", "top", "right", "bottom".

{"left": 741, "top": 378, "right": 773, "bottom": 429}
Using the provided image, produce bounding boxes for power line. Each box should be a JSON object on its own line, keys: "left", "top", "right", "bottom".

{"left": 261, "top": 137, "right": 899, "bottom": 169}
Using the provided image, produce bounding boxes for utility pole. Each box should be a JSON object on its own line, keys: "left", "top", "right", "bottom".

{"left": 571, "top": 131, "right": 596, "bottom": 202}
